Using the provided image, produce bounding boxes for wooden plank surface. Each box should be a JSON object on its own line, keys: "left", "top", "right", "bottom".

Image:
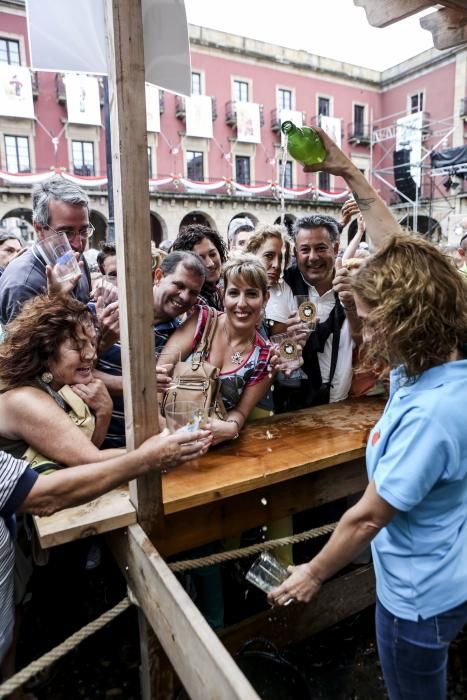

{"left": 111, "top": 524, "right": 260, "bottom": 700}
{"left": 220, "top": 565, "right": 376, "bottom": 652}
{"left": 33, "top": 487, "right": 136, "bottom": 549}
{"left": 162, "top": 398, "right": 384, "bottom": 514}
{"left": 34, "top": 398, "right": 384, "bottom": 549}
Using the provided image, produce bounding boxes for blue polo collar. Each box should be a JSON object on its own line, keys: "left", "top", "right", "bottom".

{"left": 393, "top": 359, "right": 467, "bottom": 398}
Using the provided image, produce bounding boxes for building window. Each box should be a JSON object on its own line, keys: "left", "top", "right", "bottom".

{"left": 0, "top": 38, "right": 20, "bottom": 65}
{"left": 279, "top": 160, "right": 293, "bottom": 189}
{"left": 278, "top": 88, "right": 292, "bottom": 111}
{"left": 235, "top": 155, "right": 250, "bottom": 185}
{"left": 234, "top": 80, "right": 249, "bottom": 103}
{"left": 72, "top": 140, "right": 95, "bottom": 176}
{"left": 187, "top": 151, "right": 204, "bottom": 181}
{"left": 4, "top": 135, "right": 30, "bottom": 173}
{"left": 191, "top": 72, "right": 202, "bottom": 96}
{"left": 318, "top": 97, "right": 330, "bottom": 117}
{"left": 147, "top": 146, "right": 152, "bottom": 178}
{"left": 410, "top": 92, "right": 424, "bottom": 114}
{"left": 353, "top": 104, "right": 365, "bottom": 137}
{"left": 318, "top": 171, "right": 330, "bottom": 191}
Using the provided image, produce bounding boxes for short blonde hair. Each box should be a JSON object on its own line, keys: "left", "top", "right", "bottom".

{"left": 222, "top": 253, "right": 268, "bottom": 298}
{"left": 245, "top": 224, "right": 293, "bottom": 269}
{"left": 351, "top": 233, "right": 467, "bottom": 377}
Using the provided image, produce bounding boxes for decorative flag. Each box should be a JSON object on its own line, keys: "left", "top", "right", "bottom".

{"left": 146, "top": 84, "right": 160, "bottom": 132}
{"left": 0, "top": 65, "right": 34, "bottom": 119}
{"left": 320, "top": 116, "right": 342, "bottom": 148}
{"left": 65, "top": 74, "right": 101, "bottom": 125}
{"left": 185, "top": 95, "right": 213, "bottom": 138}
{"left": 236, "top": 102, "right": 261, "bottom": 143}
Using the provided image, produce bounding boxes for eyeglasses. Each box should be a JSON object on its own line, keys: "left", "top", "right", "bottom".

{"left": 44, "top": 223, "right": 95, "bottom": 241}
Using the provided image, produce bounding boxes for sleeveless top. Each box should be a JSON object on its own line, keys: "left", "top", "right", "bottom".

{"left": 187, "top": 306, "right": 271, "bottom": 412}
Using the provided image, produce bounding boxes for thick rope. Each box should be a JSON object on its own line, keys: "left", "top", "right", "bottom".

{"left": 0, "top": 597, "right": 130, "bottom": 699}
{"left": 168, "top": 521, "right": 338, "bottom": 572}
{"left": 0, "top": 521, "right": 337, "bottom": 697}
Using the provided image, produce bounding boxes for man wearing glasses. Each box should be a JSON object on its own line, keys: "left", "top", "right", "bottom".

{"left": 0, "top": 177, "right": 93, "bottom": 323}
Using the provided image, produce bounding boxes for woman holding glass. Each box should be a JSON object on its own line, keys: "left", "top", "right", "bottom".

{"left": 270, "top": 126, "right": 467, "bottom": 700}
{"left": 163, "top": 254, "right": 272, "bottom": 444}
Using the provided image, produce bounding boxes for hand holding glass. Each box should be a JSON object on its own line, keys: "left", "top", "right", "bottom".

{"left": 246, "top": 552, "right": 292, "bottom": 604}
{"left": 37, "top": 232, "right": 81, "bottom": 282}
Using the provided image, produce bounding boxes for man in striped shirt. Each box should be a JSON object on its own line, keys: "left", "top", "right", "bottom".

{"left": 0, "top": 427, "right": 210, "bottom": 664}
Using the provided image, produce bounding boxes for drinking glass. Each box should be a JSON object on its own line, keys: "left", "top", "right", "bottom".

{"left": 163, "top": 401, "right": 208, "bottom": 433}
{"left": 37, "top": 232, "right": 80, "bottom": 282}
{"left": 95, "top": 274, "right": 118, "bottom": 306}
{"left": 246, "top": 551, "right": 292, "bottom": 603}
{"left": 294, "top": 295, "right": 318, "bottom": 330}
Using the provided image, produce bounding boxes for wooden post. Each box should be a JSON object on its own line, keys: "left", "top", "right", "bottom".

{"left": 104, "top": 2, "right": 164, "bottom": 696}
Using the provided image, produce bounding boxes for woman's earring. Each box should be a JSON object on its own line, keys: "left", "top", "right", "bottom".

{"left": 41, "top": 371, "right": 53, "bottom": 384}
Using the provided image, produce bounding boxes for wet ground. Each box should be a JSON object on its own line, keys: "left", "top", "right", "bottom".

{"left": 11, "top": 541, "right": 467, "bottom": 699}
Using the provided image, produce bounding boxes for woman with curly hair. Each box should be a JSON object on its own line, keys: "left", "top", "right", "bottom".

{"left": 171, "top": 224, "right": 227, "bottom": 310}
{"left": 0, "top": 295, "right": 121, "bottom": 469}
{"left": 271, "top": 232, "right": 467, "bottom": 700}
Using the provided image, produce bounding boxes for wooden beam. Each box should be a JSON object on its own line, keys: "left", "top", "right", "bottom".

{"left": 157, "top": 458, "right": 368, "bottom": 557}
{"left": 220, "top": 565, "right": 376, "bottom": 652}
{"left": 353, "top": 0, "right": 434, "bottom": 28}
{"left": 111, "top": 524, "right": 260, "bottom": 700}
{"left": 420, "top": 8, "right": 467, "bottom": 50}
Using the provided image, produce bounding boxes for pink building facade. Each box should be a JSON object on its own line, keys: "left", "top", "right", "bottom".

{"left": 0, "top": 1, "right": 466, "bottom": 244}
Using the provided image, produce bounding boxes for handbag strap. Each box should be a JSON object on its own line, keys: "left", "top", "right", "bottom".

{"left": 192, "top": 307, "right": 218, "bottom": 369}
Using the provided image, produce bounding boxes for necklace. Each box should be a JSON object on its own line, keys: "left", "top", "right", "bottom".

{"left": 223, "top": 321, "right": 255, "bottom": 366}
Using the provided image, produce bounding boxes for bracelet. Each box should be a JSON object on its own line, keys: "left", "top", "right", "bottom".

{"left": 226, "top": 418, "right": 241, "bottom": 439}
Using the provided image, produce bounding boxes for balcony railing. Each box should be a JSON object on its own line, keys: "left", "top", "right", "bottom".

{"left": 55, "top": 73, "right": 66, "bottom": 104}
{"left": 460, "top": 98, "right": 467, "bottom": 118}
{"left": 270, "top": 108, "right": 307, "bottom": 132}
{"left": 225, "top": 101, "right": 264, "bottom": 128}
{"left": 347, "top": 123, "right": 371, "bottom": 145}
{"left": 175, "top": 95, "right": 217, "bottom": 121}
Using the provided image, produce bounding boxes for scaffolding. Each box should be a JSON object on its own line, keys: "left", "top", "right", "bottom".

{"left": 369, "top": 108, "right": 466, "bottom": 239}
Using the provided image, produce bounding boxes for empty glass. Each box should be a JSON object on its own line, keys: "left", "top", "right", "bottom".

{"left": 95, "top": 274, "right": 118, "bottom": 306}
{"left": 246, "top": 551, "right": 292, "bottom": 603}
{"left": 37, "top": 232, "right": 81, "bottom": 282}
{"left": 163, "top": 401, "right": 208, "bottom": 433}
{"left": 270, "top": 332, "right": 302, "bottom": 375}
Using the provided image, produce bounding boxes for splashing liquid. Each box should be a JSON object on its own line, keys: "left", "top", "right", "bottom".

{"left": 278, "top": 136, "right": 288, "bottom": 287}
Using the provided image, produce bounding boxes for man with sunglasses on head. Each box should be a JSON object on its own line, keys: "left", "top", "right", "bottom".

{"left": 0, "top": 177, "right": 93, "bottom": 324}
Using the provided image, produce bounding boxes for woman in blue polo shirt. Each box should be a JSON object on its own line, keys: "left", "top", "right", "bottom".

{"left": 269, "top": 234, "right": 467, "bottom": 700}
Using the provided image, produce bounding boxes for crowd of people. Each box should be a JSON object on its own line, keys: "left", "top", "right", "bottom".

{"left": 0, "top": 126, "right": 466, "bottom": 700}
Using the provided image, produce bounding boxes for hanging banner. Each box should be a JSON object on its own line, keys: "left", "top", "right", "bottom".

{"left": 0, "top": 65, "right": 34, "bottom": 119}
{"left": 320, "top": 116, "right": 342, "bottom": 148}
{"left": 146, "top": 83, "right": 160, "bottom": 132}
{"left": 26, "top": 0, "right": 191, "bottom": 95}
{"left": 64, "top": 74, "right": 101, "bottom": 125}
{"left": 236, "top": 102, "right": 261, "bottom": 144}
{"left": 396, "top": 112, "right": 423, "bottom": 186}
{"left": 185, "top": 95, "right": 213, "bottom": 139}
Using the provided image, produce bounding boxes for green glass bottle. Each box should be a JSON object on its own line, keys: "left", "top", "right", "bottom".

{"left": 281, "top": 121, "right": 326, "bottom": 167}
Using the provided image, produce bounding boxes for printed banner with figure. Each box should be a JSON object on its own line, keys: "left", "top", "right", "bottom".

{"left": 236, "top": 102, "right": 261, "bottom": 143}
{"left": 65, "top": 74, "right": 101, "bottom": 126}
{"left": 396, "top": 112, "right": 423, "bottom": 186}
{"left": 146, "top": 83, "right": 160, "bottom": 132}
{"left": 185, "top": 95, "right": 213, "bottom": 138}
{"left": 0, "top": 65, "right": 34, "bottom": 119}
{"left": 320, "top": 116, "right": 342, "bottom": 148}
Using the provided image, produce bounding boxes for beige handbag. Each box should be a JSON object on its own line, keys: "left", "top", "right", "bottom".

{"left": 161, "top": 307, "right": 226, "bottom": 419}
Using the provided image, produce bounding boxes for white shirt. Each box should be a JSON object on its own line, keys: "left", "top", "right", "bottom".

{"left": 303, "top": 279, "right": 354, "bottom": 403}
{"left": 265, "top": 281, "right": 296, "bottom": 323}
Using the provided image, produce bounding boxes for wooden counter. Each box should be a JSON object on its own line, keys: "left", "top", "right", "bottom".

{"left": 34, "top": 397, "right": 385, "bottom": 551}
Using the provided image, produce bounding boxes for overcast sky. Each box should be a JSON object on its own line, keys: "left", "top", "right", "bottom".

{"left": 184, "top": 0, "right": 436, "bottom": 71}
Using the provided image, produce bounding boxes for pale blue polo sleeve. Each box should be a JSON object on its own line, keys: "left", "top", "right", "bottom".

{"left": 373, "top": 408, "right": 456, "bottom": 512}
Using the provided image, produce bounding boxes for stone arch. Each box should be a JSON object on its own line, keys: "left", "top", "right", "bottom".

{"left": 150, "top": 211, "right": 167, "bottom": 246}
{"left": 89, "top": 209, "right": 107, "bottom": 247}
{"left": 273, "top": 212, "right": 296, "bottom": 238}
{"left": 398, "top": 214, "right": 441, "bottom": 242}
{"left": 179, "top": 210, "right": 217, "bottom": 232}
{"left": 0, "top": 207, "right": 34, "bottom": 243}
